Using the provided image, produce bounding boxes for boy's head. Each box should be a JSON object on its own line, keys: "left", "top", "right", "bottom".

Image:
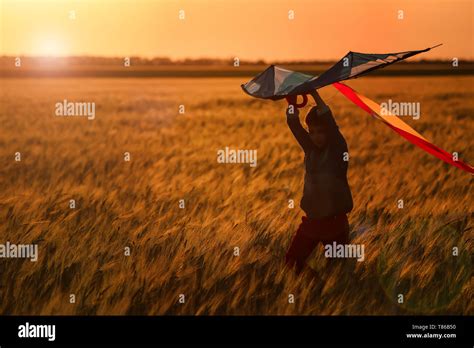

{"left": 305, "top": 106, "right": 332, "bottom": 148}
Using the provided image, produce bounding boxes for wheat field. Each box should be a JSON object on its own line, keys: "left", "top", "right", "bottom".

{"left": 0, "top": 76, "right": 472, "bottom": 315}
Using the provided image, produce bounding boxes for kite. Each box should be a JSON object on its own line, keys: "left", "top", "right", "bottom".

{"left": 241, "top": 45, "right": 473, "bottom": 174}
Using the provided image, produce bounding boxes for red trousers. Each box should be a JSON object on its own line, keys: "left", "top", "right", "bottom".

{"left": 285, "top": 214, "right": 349, "bottom": 274}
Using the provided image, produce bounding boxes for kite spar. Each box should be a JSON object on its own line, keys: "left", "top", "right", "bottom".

{"left": 241, "top": 45, "right": 473, "bottom": 174}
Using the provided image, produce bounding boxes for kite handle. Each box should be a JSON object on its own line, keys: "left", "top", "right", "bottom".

{"left": 285, "top": 94, "right": 308, "bottom": 108}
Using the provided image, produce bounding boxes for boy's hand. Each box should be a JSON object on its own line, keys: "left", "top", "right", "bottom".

{"left": 310, "top": 89, "right": 330, "bottom": 115}
{"left": 310, "top": 89, "right": 325, "bottom": 105}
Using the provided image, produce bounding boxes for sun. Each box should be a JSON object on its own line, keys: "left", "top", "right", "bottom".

{"left": 34, "top": 35, "right": 67, "bottom": 57}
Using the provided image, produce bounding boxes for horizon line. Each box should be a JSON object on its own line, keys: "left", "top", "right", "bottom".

{"left": 2, "top": 55, "right": 473, "bottom": 65}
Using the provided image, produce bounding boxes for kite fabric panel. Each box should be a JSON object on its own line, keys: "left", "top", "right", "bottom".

{"left": 333, "top": 82, "right": 474, "bottom": 174}
{"left": 241, "top": 47, "right": 433, "bottom": 100}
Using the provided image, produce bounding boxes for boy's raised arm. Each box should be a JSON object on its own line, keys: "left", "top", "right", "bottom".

{"left": 310, "top": 90, "right": 330, "bottom": 115}
{"left": 286, "top": 106, "right": 313, "bottom": 152}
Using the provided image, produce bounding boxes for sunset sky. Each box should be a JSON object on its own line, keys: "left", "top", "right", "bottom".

{"left": 1, "top": 0, "right": 473, "bottom": 61}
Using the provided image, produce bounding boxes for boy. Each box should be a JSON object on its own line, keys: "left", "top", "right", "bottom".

{"left": 285, "top": 90, "right": 353, "bottom": 274}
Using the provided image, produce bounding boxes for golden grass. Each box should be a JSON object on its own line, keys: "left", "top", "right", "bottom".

{"left": 0, "top": 76, "right": 472, "bottom": 315}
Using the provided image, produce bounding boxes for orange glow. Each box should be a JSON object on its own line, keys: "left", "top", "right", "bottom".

{"left": 1, "top": 0, "right": 472, "bottom": 60}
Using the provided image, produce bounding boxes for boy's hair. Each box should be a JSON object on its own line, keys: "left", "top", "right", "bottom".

{"left": 305, "top": 106, "right": 331, "bottom": 128}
